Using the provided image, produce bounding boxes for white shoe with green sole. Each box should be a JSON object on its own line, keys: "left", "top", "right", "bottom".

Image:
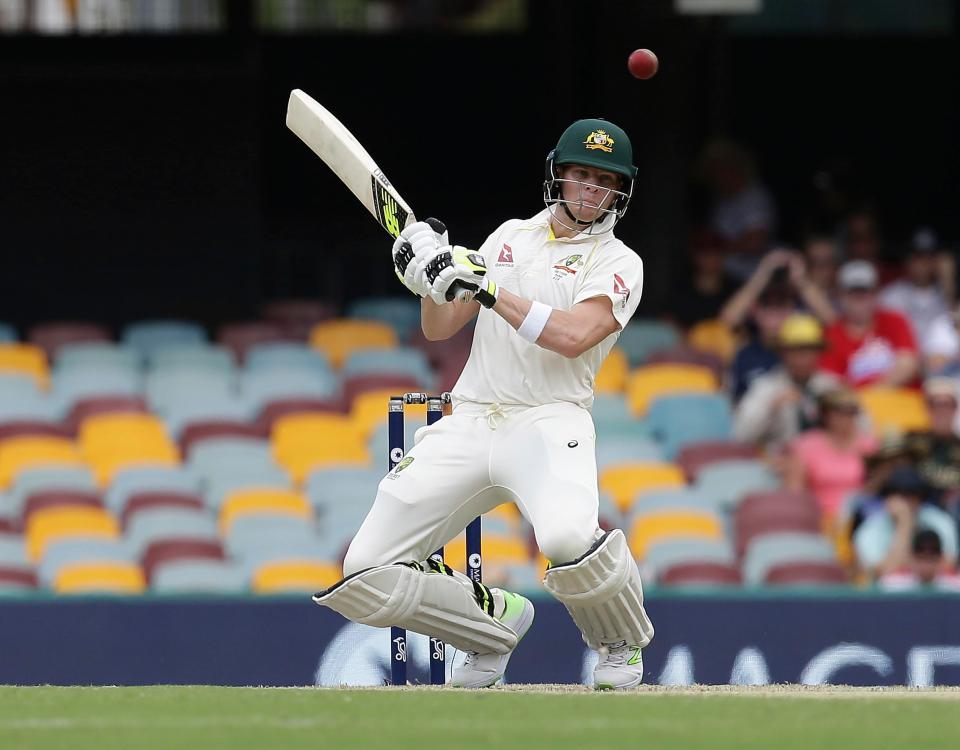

{"left": 594, "top": 642, "right": 644, "bottom": 690}
{"left": 451, "top": 590, "right": 535, "bottom": 688}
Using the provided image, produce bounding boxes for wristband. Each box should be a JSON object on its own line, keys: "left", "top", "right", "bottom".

{"left": 475, "top": 279, "right": 499, "bottom": 308}
{"left": 516, "top": 300, "right": 552, "bottom": 343}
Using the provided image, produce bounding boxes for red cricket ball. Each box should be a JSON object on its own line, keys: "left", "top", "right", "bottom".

{"left": 628, "top": 49, "right": 659, "bottom": 80}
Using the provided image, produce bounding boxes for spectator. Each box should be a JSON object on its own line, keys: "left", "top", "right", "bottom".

{"left": 879, "top": 227, "right": 954, "bottom": 344}
{"left": 802, "top": 234, "right": 839, "bottom": 301}
{"left": 784, "top": 388, "right": 878, "bottom": 521}
{"left": 853, "top": 467, "right": 958, "bottom": 580}
{"left": 878, "top": 529, "right": 960, "bottom": 591}
{"left": 722, "top": 249, "right": 836, "bottom": 399}
{"left": 733, "top": 314, "right": 838, "bottom": 452}
{"left": 903, "top": 378, "right": 960, "bottom": 506}
{"left": 819, "top": 260, "right": 919, "bottom": 387}
{"left": 838, "top": 208, "right": 900, "bottom": 285}
{"left": 670, "top": 232, "right": 740, "bottom": 329}
{"left": 923, "top": 305, "right": 960, "bottom": 375}
{"left": 700, "top": 138, "right": 777, "bottom": 281}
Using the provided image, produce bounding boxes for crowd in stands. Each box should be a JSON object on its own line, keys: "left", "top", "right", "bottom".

{"left": 0, "top": 139, "right": 957, "bottom": 596}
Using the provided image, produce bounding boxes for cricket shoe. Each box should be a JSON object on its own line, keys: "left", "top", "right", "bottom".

{"left": 593, "top": 642, "right": 644, "bottom": 690}
{"left": 451, "top": 590, "right": 535, "bottom": 688}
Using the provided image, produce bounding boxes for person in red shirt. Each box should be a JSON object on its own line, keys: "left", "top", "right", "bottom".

{"left": 819, "top": 260, "right": 919, "bottom": 387}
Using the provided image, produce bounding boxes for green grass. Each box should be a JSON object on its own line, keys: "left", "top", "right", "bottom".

{"left": 0, "top": 686, "right": 957, "bottom": 750}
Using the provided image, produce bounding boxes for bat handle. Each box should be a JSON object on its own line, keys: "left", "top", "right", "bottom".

{"left": 445, "top": 281, "right": 474, "bottom": 303}
{"left": 424, "top": 217, "right": 447, "bottom": 235}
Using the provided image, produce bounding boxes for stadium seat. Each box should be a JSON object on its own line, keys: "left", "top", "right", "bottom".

{"left": 628, "top": 487, "right": 717, "bottom": 517}
{"left": 444, "top": 535, "right": 530, "bottom": 575}
{"left": 53, "top": 561, "right": 145, "bottom": 594}
{"left": 350, "top": 388, "right": 429, "bottom": 439}
{"left": 628, "top": 509, "right": 724, "bottom": 560}
{"left": 147, "top": 369, "right": 237, "bottom": 413}
{"left": 7, "top": 466, "right": 97, "bottom": 518}
{"left": 342, "top": 374, "right": 424, "bottom": 407}
{"left": 646, "top": 393, "right": 733, "bottom": 459}
{"left": 742, "top": 532, "right": 837, "bottom": 586}
{"left": 219, "top": 488, "right": 312, "bottom": 535}
{"left": 54, "top": 343, "right": 140, "bottom": 373}
{"left": 260, "top": 299, "right": 337, "bottom": 340}
{"left": 217, "top": 322, "right": 296, "bottom": 362}
{"left": 595, "top": 435, "right": 663, "bottom": 470}
{"left": 344, "top": 348, "right": 434, "bottom": 388}
{"left": 658, "top": 562, "right": 742, "bottom": 586}
{"left": 677, "top": 440, "right": 759, "bottom": 481}
{"left": 0, "top": 436, "right": 84, "bottom": 488}
{"left": 646, "top": 346, "right": 726, "bottom": 381}
{"left": 598, "top": 462, "right": 686, "bottom": 513}
{"left": 735, "top": 490, "right": 822, "bottom": 559}
{"left": 0, "top": 533, "right": 28, "bottom": 567}
{"left": 150, "top": 559, "right": 248, "bottom": 593}
{"left": 594, "top": 346, "right": 628, "bottom": 394}
{"left": 367, "top": 419, "right": 423, "bottom": 464}
{"left": 858, "top": 386, "right": 930, "bottom": 434}
{"left": 305, "top": 466, "right": 382, "bottom": 540}
{"left": 104, "top": 466, "right": 200, "bottom": 515}
{"left": 188, "top": 437, "right": 276, "bottom": 481}
{"left": 122, "top": 320, "right": 207, "bottom": 358}
{"left": 179, "top": 421, "right": 269, "bottom": 457}
{"left": 124, "top": 507, "right": 218, "bottom": 557}
{"left": 162, "top": 394, "right": 255, "bottom": 438}
{"left": 251, "top": 560, "right": 341, "bottom": 593}
{"left": 52, "top": 367, "right": 143, "bottom": 412}
{"left": 29, "top": 322, "right": 111, "bottom": 359}
{"left": 764, "top": 561, "right": 847, "bottom": 586}
{"left": 121, "top": 491, "right": 206, "bottom": 528}
{"left": 241, "top": 368, "right": 339, "bottom": 412}
{"left": 257, "top": 397, "right": 344, "bottom": 431}
{"left": 66, "top": 396, "right": 150, "bottom": 434}
{"left": 408, "top": 323, "right": 474, "bottom": 370}
{"left": 0, "top": 343, "right": 49, "bottom": 389}
{"left": 0, "top": 566, "right": 38, "bottom": 591}
{"left": 142, "top": 538, "right": 225, "bottom": 584}
{"left": 0, "top": 390, "right": 59, "bottom": 424}
{"left": 693, "top": 459, "right": 780, "bottom": 510}
{"left": 626, "top": 364, "right": 717, "bottom": 416}
{"left": 25, "top": 506, "right": 119, "bottom": 562}
{"left": 203, "top": 467, "right": 293, "bottom": 510}
{"left": 79, "top": 413, "right": 179, "bottom": 484}
{"left": 309, "top": 319, "right": 398, "bottom": 369}
{"left": 226, "top": 514, "right": 319, "bottom": 559}
{"left": 22, "top": 489, "right": 103, "bottom": 527}
{"left": 245, "top": 343, "right": 332, "bottom": 375}
{"left": 148, "top": 344, "right": 235, "bottom": 373}
{"left": 347, "top": 296, "right": 422, "bottom": 343}
{"left": 616, "top": 320, "right": 680, "bottom": 367}
{"left": 687, "top": 319, "right": 737, "bottom": 363}
{"left": 38, "top": 538, "right": 132, "bottom": 587}
{"left": 272, "top": 413, "right": 370, "bottom": 480}
{"left": 643, "top": 537, "right": 735, "bottom": 579}
{"left": 0, "top": 420, "right": 72, "bottom": 443}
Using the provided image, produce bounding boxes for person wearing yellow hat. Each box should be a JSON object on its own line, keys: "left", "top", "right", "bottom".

{"left": 733, "top": 313, "right": 839, "bottom": 451}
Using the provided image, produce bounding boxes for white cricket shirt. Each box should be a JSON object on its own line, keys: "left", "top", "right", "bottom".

{"left": 452, "top": 208, "right": 643, "bottom": 409}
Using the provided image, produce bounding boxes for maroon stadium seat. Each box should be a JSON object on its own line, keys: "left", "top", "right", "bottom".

{"left": 217, "top": 322, "right": 297, "bottom": 362}
{"left": 0, "top": 519, "right": 15, "bottom": 533}
{"left": 677, "top": 440, "right": 759, "bottom": 481}
{"left": 66, "top": 396, "right": 150, "bottom": 433}
{"left": 122, "top": 491, "right": 206, "bottom": 528}
{"left": 0, "top": 420, "right": 73, "bottom": 442}
{"left": 0, "top": 566, "right": 39, "bottom": 589}
{"left": 257, "top": 397, "right": 344, "bottom": 431}
{"left": 646, "top": 346, "right": 726, "bottom": 381}
{"left": 260, "top": 299, "right": 337, "bottom": 340}
{"left": 764, "top": 562, "right": 848, "bottom": 586}
{"left": 342, "top": 374, "right": 424, "bottom": 405}
{"left": 29, "top": 322, "right": 111, "bottom": 359}
{"left": 408, "top": 325, "right": 474, "bottom": 370}
{"left": 142, "top": 538, "right": 225, "bottom": 583}
{"left": 735, "top": 491, "right": 822, "bottom": 559}
{"left": 180, "top": 421, "right": 269, "bottom": 457}
{"left": 22, "top": 490, "right": 103, "bottom": 528}
{"left": 658, "top": 562, "right": 742, "bottom": 586}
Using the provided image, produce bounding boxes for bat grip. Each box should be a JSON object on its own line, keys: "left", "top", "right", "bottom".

{"left": 445, "top": 281, "right": 473, "bottom": 303}
{"left": 424, "top": 217, "right": 447, "bottom": 235}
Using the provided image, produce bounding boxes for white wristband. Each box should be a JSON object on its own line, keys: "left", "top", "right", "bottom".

{"left": 516, "top": 300, "right": 552, "bottom": 343}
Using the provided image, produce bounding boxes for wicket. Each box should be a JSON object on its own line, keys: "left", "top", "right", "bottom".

{"left": 388, "top": 392, "right": 482, "bottom": 685}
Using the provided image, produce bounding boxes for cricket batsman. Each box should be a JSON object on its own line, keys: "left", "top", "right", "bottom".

{"left": 314, "top": 118, "right": 654, "bottom": 690}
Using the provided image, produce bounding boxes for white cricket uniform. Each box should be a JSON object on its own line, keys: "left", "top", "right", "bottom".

{"left": 343, "top": 209, "right": 644, "bottom": 575}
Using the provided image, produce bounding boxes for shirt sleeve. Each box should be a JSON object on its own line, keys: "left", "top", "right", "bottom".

{"left": 572, "top": 244, "right": 644, "bottom": 330}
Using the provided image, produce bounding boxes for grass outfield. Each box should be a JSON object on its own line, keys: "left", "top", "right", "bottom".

{"left": 1, "top": 686, "right": 958, "bottom": 750}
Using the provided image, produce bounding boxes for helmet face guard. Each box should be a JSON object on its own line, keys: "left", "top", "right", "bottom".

{"left": 542, "top": 151, "right": 634, "bottom": 235}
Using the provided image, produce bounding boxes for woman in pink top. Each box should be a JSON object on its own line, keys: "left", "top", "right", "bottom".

{"left": 784, "top": 388, "right": 879, "bottom": 519}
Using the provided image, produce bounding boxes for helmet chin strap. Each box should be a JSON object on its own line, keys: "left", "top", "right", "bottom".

{"left": 562, "top": 203, "right": 595, "bottom": 226}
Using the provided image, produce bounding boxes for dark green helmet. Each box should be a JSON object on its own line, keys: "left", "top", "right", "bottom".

{"left": 543, "top": 118, "right": 636, "bottom": 233}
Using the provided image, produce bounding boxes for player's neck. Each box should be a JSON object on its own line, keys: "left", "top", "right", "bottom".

{"left": 549, "top": 215, "right": 582, "bottom": 240}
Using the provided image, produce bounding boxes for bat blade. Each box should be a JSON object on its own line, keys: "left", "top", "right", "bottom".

{"left": 285, "top": 89, "right": 415, "bottom": 238}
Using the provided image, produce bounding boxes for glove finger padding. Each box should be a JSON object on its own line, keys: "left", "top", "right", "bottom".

{"left": 393, "top": 219, "right": 449, "bottom": 297}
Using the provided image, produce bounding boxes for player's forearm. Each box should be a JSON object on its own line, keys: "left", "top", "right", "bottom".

{"left": 421, "top": 296, "right": 478, "bottom": 341}
{"left": 492, "top": 288, "right": 606, "bottom": 358}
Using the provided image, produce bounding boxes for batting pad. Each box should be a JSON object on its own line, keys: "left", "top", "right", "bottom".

{"left": 542, "top": 529, "right": 655, "bottom": 650}
{"left": 313, "top": 564, "right": 519, "bottom": 655}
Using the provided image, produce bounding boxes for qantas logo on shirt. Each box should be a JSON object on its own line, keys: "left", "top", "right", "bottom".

{"left": 613, "top": 273, "right": 630, "bottom": 310}
{"left": 497, "top": 244, "right": 514, "bottom": 264}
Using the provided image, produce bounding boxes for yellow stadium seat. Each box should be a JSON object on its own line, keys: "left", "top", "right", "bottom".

{"left": 351, "top": 388, "right": 427, "bottom": 438}
{"left": 252, "top": 561, "right": 342, "bottom": 593}
{"left": 26, "top": 507, "right": 119, "bottom": 562}
{"left": 79, "top": 413, "right": 170, "bottom": 454}
{"left": 858, "top": 386, "right": 930, "bottom": 435}
{"left": 0, "top": 436, "right": 84, "bottom": 488}
{"left": 0, "top": 343, "right": 49, "bottom": 389}
{"left": 309, "top": 320, "right": 398, "bottom": 369}
{"left": 595, "top": 347, "right": 628, "bottom": 394}
{"left": 628, "top": 511, "right": 724, "bottom": 559}
{"left": 599, "top": 462, "right": 686, "bottom": 512}
{"left": 625, "top": 364, "right": 717, "bottom": 415}
{"left": 54, "top": 562, "right": 146, "bottom": 595}
{"left": 87, "top": 445, "right": 180, "bottom": 486}
{"left": 272, "top": 413, "right": 371, "bottom": 481}
{"left": 687, "top": 319, "right": 737, "bottom": 363}
{"left": 444, "top": 535, "right": 530, "bottom": 573}
{"left": 220, "top": 489, "right": 312, "bottom": 534}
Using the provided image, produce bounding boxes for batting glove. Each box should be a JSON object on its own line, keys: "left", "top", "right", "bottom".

{"left": 392, "top": 218, "right": 448, "bottom": 297}
{"left": 425, "top": 245, "right": 499, "bottom": 308}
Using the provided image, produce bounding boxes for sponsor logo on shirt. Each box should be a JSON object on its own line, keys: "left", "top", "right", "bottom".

{"left": 552, "top": 253, "right": 583, "bottom": 280}
{"left": 496, "top": 244, "right": 513, "bottom": 265}
{"left": 613, "top": 273, "right": 630, "bottom": 310}
{"left": 848, "top": 337, "right": 896, "bottom": 382}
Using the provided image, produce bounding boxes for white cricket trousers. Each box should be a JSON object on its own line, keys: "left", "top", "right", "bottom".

{"left": 343, "top": 401, "right": 601, "bottom": 576}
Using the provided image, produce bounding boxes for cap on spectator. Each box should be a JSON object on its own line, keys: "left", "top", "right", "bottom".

{"left": 882, "top": 466, "right": 927, "bottom": 498}
{"left": 838, "top": 260, "right": 878, "bottom": 291}
{"left": 923, "top": 377, "right": 958, "bottom": 404}
{"left": 913, "top": 529, "right": 943, "bottom": 557}
{"left": 909, "top": 227, "right": 939, "bottom": 255}
{"left": 777, "top": 314, "right": 824, "bottom": 349}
